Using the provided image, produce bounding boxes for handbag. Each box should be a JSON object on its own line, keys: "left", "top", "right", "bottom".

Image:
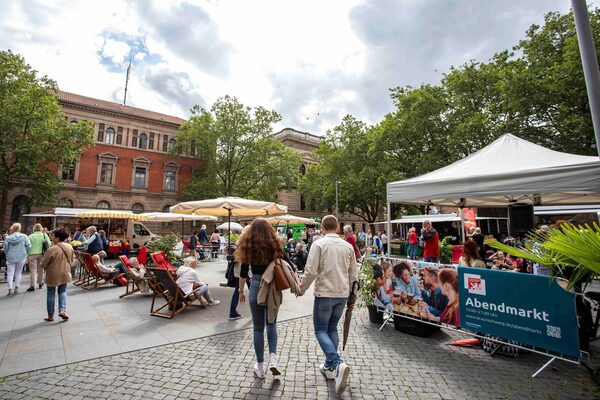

{"left": 225, "top": 260, "right": 237, "bottom": 288}
{"left": 274, "top": 259, "right": 291, "bottom": 291}
{"left": 42, "top": 237, "right": 49, "bottom": 254}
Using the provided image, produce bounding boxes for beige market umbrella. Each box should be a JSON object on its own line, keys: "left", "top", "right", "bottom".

{"left": 140, "top": 212, "right": 218, "bottom": 237}
{"left": 170, "top": 197, "right": 288, "bottom": 253}
{"left": 264, "top": 214, "right": 318, "bottom": 225}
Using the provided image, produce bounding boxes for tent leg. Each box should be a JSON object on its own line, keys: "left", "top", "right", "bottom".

{"left": 386, "top": 202, "right": 391, "bottom": 257}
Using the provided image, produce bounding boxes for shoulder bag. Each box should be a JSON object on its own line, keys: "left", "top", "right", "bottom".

{"left": 274, "top": 259, "right": 291, "bottom": 291}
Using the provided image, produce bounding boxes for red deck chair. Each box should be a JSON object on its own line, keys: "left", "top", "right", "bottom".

{"left": 150, "top": 251, "right": 176, "bottom": 271}
{"left": 138, "top": 246, "right": 148, "bottom": 266}
{"left": 119, "top": 255, "right": 151, "bottom": 298}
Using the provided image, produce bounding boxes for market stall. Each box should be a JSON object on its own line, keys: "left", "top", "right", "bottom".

{"left": 382, "top": 134, "right": 600, "bottom": 377}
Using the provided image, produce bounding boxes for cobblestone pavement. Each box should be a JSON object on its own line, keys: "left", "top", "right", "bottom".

{"left": 0, "top": 309, "right": 598, "bottom": 400}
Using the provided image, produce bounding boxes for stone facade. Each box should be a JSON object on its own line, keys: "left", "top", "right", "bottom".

{"left": 274, "top": 128, "right": 367, "bottom": 232}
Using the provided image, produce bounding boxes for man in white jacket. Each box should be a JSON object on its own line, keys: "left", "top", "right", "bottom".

{"left": 300, "top": 215, "right": 358, "bottom": 395}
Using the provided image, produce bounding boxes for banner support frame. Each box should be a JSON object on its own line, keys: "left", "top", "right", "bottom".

{"left": 531, "top": 357, "right": 557, "bottom": 378}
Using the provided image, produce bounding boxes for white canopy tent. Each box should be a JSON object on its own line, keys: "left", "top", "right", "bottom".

{"left": 387, "top": 134, "right": 600, "bottom": 207}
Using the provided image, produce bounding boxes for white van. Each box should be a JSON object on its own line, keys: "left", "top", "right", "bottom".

{"left": 24, "top": 208, "right": 157, "bottom": 250}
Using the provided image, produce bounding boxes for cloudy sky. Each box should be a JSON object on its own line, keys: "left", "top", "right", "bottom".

{"left": 1, "top": 0, "right": 572, "bottom": 133}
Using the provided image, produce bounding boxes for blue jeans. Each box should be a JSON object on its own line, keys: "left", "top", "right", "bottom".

{"left": 112, "top": 262, "right": 127, "bottom": 276}
{"left": 408, "top": 243, "right": 418, "bottom": 259}
{"left": 230, "top": 278, "right": 250, "bottom": 318}
{"left": 313, "top": 297, "right": 347, "bottom": 369}
{"left": 249, "top": 274, "right": 277, "bottom": 363}
{"left": 47, "top": 284, "right": 67, "bottom": 317}
{"left": 424, "top": 257, "right": 439, "bottom": 263}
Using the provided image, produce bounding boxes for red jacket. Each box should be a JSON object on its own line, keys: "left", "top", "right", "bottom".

{"left": 408, "top": 231, "right": 418, "bottom": 244}
{"left": 345, "top": 234, "right": 359, "bottom": 260}
{"left": 422, "top": 228, "right": 440, "bottom": 258}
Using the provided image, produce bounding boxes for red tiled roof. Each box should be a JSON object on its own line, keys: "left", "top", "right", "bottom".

{"left": 58, "top": 91, "right": 188, "bottom": 126}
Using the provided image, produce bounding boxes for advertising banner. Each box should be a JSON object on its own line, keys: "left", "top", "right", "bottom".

{"left": 458, "top": 267, "right": 579, "bottom": 358}
{"left": 374, "top": 260, "right": 460, "bottom": 329}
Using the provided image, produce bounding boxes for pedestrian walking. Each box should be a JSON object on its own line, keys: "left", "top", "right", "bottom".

{"left": 4, "top": 223, "right": 32, "bottom": 296}
{"left": 229, "top": 226, "right": 250, "bottom": 321}
{"left": 299, "top": 215, "right": 358, "bottom": 395}
{"left": 40, "top": 229, "right": 73, "bottom": 322}
{"left": 27, "top": 223, "right": 52, "bottom": 291}
{"left": 236, "top": 218, "right": 291, "bottom": 379}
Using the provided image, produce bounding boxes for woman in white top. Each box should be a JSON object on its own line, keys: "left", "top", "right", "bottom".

{"left": 458, "top": 240, "right": 486, "bottom": 268}
{"left": 210, "top": 229, "right": 221, "bottom": 258}
{"left": 176, "top": 257, "right": 220, "bottom": 305}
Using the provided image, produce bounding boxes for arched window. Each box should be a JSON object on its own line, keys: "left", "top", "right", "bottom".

{"left": 162, "top": 205, "right": 172, "bottom": 213}
{"left": 97, "top": 201, "right": 110, "bottom": 209}
{"left": 58, "top": 198, "right": 73, "bottom": 208}
{"left": 168, "top": 138, "right": 176, "bottom": 149}
{"left": 139, "top": 133, "right": 148, "bottom": 150}
{"left": 10, "top": 196, "right": 30, "bottom": 222}
{"left": 162, "top": 205, "right": 173, "bottom": 228}
{"left": 299, "top": 164, "right": 306, "bottom": 175}
{"left": 105, "top": 127, "right": 115, "bottom": 145}
{"left": 131, "top": 203, "right": 144, "bottom": 214}
{"left": 70, "top": 120, "right": 78, "bottom": 125}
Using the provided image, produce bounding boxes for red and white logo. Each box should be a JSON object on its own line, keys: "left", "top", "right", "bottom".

{"left": 464, "top": 273, "right": 486, "bottom": 295}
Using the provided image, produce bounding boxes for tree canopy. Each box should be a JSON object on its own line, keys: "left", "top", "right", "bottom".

{"left": 0, "top": 50, "right": 94, "bottom": 228}
{"left": 300, "top": 8, "right": 600, "bottom": 223}
{"left": 174, "top": 96, "right": 301, "bottom": 200}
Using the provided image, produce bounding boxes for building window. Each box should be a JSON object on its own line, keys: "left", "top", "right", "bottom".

{"left": 97, "top": 201, "right": 110, "bottom": 209}
{"left": 61, "top": 162, "right": 77, "bottom": 181}
{"left": 70, "top": 120, "right": 78, "bottom": 125}
{"left": 149, "top": 132, "right": 155, "bottom": 150}
{"left": 97, "top": 123, "right": 105, "bottom": 142}
{"left": 10, "top": 196, "right": 30, "bottom": 222}
{"left": 134, "top": 167, "right": 146, "bottom": 188}
{"left": 97, "top": 152, "right": 118, "bottom": 186}
{"left": 162, "top": 135, "right": 169, "bottom": 152}
{"left": 163, "top": 162, "right": 180, "bottom": 192}
{"left": 165, "top": 171, "right": 176, "bottom": 191}
{"left": 131, "top": 157, "right": 151, "bottom": 190}
{"left": 131, "top": 203, "right": 144, "bottom": 214}
{"left": 190, "top": 139, "right": 197, "bottom": 156}
{"left": 100, "top": 163, "right": 113, "bottom": 184}
{"left": 132, "top": 129, "right": 138, "bottom": 147}
{"left": 168, "top": 138, "right": 176, "bottom": 149}
{"left": 57, "top": 197, "right": 73, "bottom": 208}
{"left": 105, "top": 127, "right": 115, "bottom": 145}
{"left": 139, "top": 133, "right": 148, "bottom": 150}
{"left": 299, "top": 164, "right": 306, "bottom": 175}
{"left": 116, "top": 127, "right": 123, "bottom": 145}
{"left": 300, "top": 195, "right": 306, "bottom": 211}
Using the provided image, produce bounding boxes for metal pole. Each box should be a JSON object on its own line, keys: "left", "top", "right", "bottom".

{"left": 386, "top": 202, "right": 391, "bottom": 256}
{"left": 335, "top": 180, "right": 339, "bottom": 221}
{"left": 572, "top": 0, "right": 600, "bottom": 157}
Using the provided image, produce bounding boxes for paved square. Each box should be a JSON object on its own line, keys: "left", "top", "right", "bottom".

{"left": 0, "top": 309, "right": 597, "bottom": 399}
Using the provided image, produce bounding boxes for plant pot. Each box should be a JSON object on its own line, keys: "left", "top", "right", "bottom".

{"left": 367, "top": 304, "right": 384, "bottom": 323}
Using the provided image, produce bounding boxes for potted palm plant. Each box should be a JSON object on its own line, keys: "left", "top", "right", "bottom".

{"left": 358, "top": 257, "right": 383, "bottom": 323}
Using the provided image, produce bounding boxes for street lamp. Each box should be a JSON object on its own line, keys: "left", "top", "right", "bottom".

{"left": 335, "top": 180, "right": 340, "bottom": 221}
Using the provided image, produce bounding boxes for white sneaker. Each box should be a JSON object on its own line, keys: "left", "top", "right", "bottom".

{"left": 335, "top": 363, "right": 350, "bottom": 395}
{"left": 269, "top": 353, "right": 281, "bottom": 375}
{"left": 319, "top": 364, "right": 335, "bottom": 380}
{"left": 254, "top": 362, "right": 265, "bottom": 379}
{"left": 209, "top": 299, "right": 220, "bottom": 305}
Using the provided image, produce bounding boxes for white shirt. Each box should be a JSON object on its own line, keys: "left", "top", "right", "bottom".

{"left": 176, "top": 266, "right": 203, "bottom": 294}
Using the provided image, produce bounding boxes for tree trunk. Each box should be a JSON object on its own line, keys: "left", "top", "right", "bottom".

{"left": 0, "top": 186, "right": 8, "bottom": 231}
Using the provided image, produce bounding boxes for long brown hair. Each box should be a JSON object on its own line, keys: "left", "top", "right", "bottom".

{"left": 438, "top": 269, "right": 459, "bottom": 322}
{"left": 234, "top": 218, "right": 283, "bottom": 265}
{"left": 462, "top": 240, "right": 480, "bottom": 266}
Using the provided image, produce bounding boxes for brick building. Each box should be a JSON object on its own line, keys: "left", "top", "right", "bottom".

{"left": 5, "top": 91, "right": 203, "bottom": 231}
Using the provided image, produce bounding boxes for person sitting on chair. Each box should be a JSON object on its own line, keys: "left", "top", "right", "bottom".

{"left": 292, "top": 243, "right": 307, "bottom": 272}
{"left": 127, "top": 257, "right": 149, "bottom": 293}
{"left": 176, "top": 257, "right": 220, "bottom": 305}
{"left": 91, "top": 254, "right": 127, "bottom": 280}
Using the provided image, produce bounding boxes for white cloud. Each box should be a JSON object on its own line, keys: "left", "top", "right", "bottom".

{"left": 0, "top": 0, "right": 572, "bottom": 133}
{"left": 101, "top": 38, "right": 130, "bottom": 64}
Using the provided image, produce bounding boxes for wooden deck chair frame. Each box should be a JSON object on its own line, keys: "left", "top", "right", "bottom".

{"left": 118, "top": 255, "right": 151, "bottom": 298}
{"left": 73, "top": 251, "right": 91, "bottom": 286}
{"left": 146, "top": 267, "right": 205, "bottom": 319}
{"left": 78, "top": 253, "right": 125, "bottom": 290}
